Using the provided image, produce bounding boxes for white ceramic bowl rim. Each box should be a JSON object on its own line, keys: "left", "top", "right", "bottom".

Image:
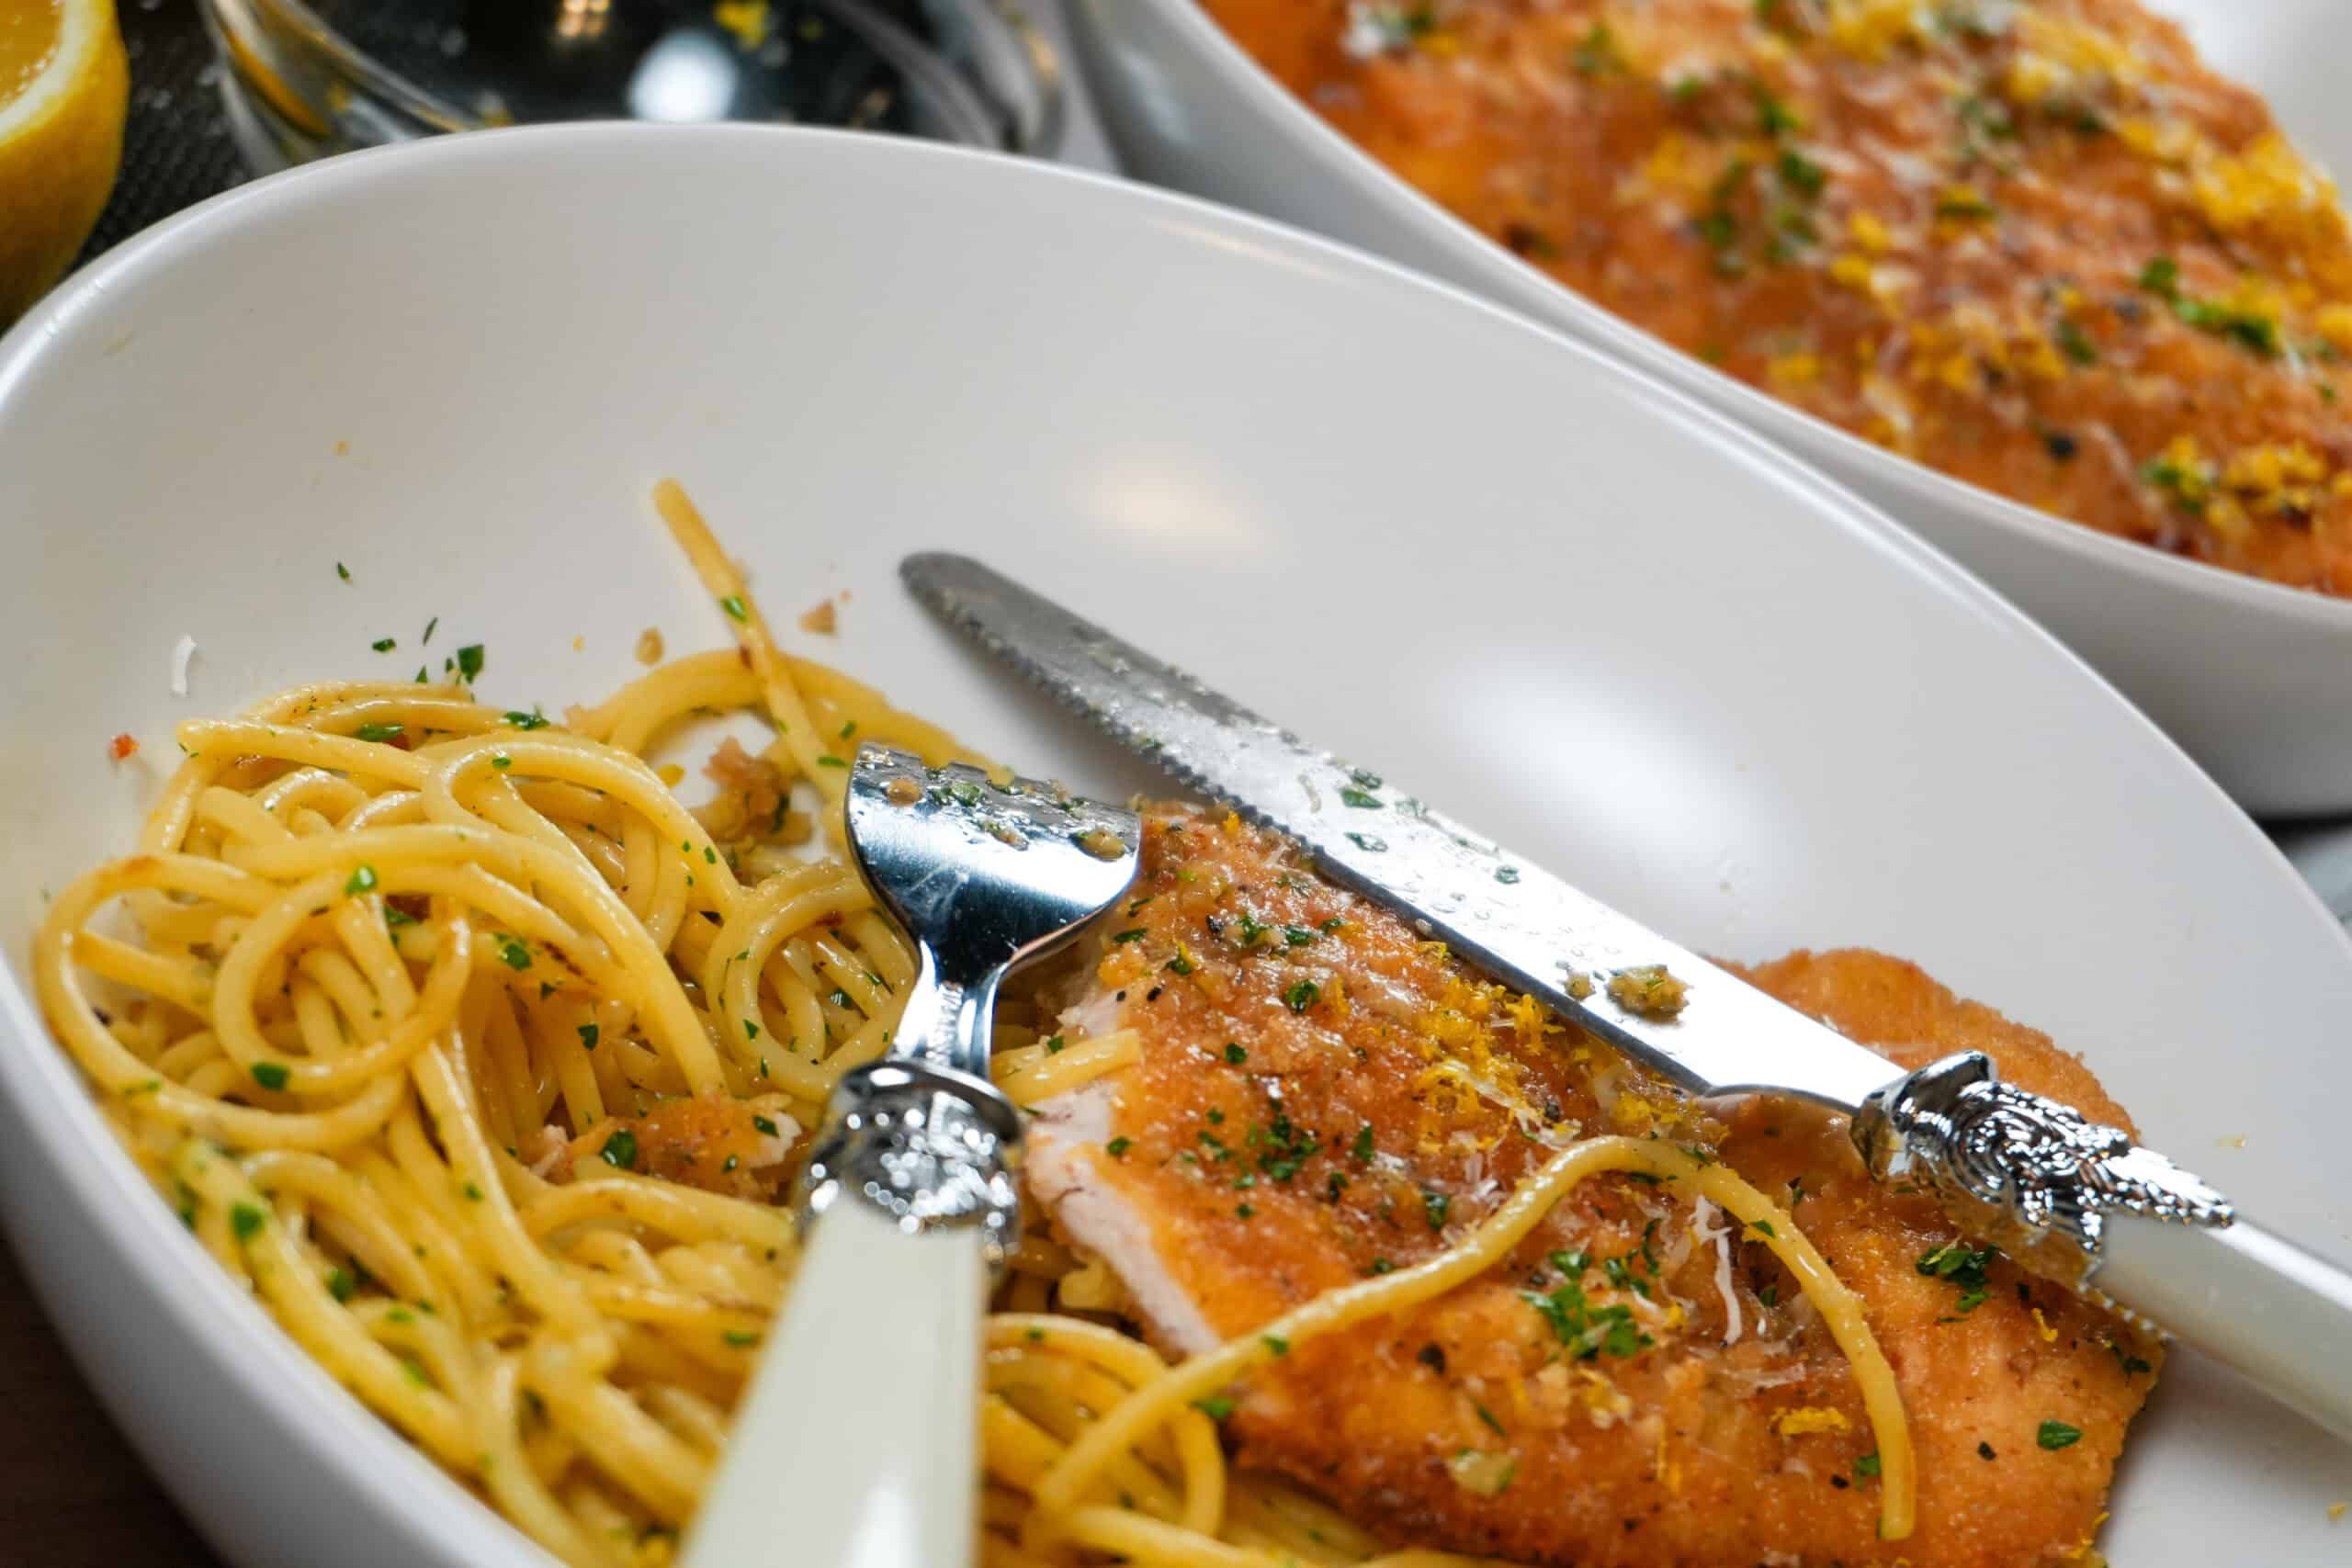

{"left": 1139, "top": 0, "right": 2352, "bottom": 633}
{"left": 0, "top": 121, "right": 2335, "bottom": 1568}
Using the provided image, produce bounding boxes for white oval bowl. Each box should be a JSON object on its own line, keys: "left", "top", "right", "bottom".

{"left": 1068, "top": 0, "right": 2352, "bottom": 816}
{"left": 0, "top": 125, "right": 2346, "bottom": 1568}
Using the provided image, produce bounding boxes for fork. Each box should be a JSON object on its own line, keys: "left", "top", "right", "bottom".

{"left": 682, "top": 744, "right": 1140, "bottom": 1568}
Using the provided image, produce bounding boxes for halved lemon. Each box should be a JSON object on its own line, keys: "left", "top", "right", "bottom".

{"left": 0, "top": 0, "right": 128, "bottom": 325}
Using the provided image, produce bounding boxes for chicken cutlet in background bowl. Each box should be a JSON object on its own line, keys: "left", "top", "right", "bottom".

{"left": 0, "top": 125, "right": 2346, "bottom": 1568}
{"left": 1069, "top": 0, "right": 2352, "bottom": 815}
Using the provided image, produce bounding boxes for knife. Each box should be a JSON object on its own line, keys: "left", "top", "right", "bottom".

{"left": 903, "top": 550, "right": 2352, "bottom": 1443}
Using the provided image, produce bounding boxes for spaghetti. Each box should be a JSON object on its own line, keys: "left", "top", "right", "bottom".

{"left": 32, "top": 483, "right": 1911, "bottom": 1566}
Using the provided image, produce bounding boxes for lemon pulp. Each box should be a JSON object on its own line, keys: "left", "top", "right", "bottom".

{"left": 0, "top": 3, "right": 63, "bottom": 106}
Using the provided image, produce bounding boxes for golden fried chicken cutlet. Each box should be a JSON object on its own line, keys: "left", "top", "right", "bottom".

{"left": 1208, "top": 0, "right": 2352, "bottom": 594}
{"left": 1024, "top": 807, "right": 2156, "bottom": 1566}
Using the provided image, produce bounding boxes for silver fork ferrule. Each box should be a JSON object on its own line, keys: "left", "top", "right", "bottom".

{"left": 1851, "top": 1050, "right": 2234, "bottom": 1290}
{"left": 798, "top": 1059, "right": 1023, "bottom": 1265}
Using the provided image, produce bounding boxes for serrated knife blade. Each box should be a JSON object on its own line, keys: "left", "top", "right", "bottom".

{"left": 901, "top": 551, "right": 1897, "bottom": 1115}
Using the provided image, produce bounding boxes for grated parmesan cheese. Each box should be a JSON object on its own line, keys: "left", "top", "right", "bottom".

{"left": 1693, "top": 1196, "right": 1744, "bottom": 1345}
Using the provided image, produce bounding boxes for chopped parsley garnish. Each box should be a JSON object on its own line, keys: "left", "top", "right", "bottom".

{"left": 494, "top": 934, "right": 532, "bottom": 971}
{"left": 326, "top": 1267, "right": 357, "bottom": 1303}
{"left": 1319, "top": 917, "right": 1345, "bottom": 933}
{"left": 723, "top": 1330, "right": 760, "bottom": 1348}
{"left": 1262, "top": 1334, "right": 1289, "bottom": 1357}
{"left": 1192, "top": 1394, "right": 1236, "bottom": 1421}
{"left": 1344, "top": 833, "right": 1387, "bottom": 852}
{"left": 1166, "top": 952, "right": 1196, "bottom": 976}
{"left": 1113, "top": 928, "right": 1148, "bottom": 943}
{"left": 1224, "top": 1043, "right": 1248, "bottom": 1064}
{"left": 422, "top": 616, "right": 437, "bottom": 645}
{"left": 370, "top": 637, "right": 396, "bottom": 653}
{"left": 599, "top": 1130, "right": 639, "bottom": 1169}
{"left": 752, "top": 1115, "right": 780, "bottom": 1136}
{"left": 335, "top": 562, "right": 350, "bottom": 581}
{"left": 1422, "top": 1190, "right": 1451, "bottom": 1230}
{"left": 354, "top": 723, "right": 404, "bottom": 743}
{"left": 1935, "top": 190, "right": 1998, "bottom": 220}
{"left": 503, "top": 709, "right": 548, "bottom": 730}
{"left": 230, "top": 1202, "right": 266, "bottom": 1239}
{"left": 1753, "top": 84, "right": 1801, "bottom": 136}
{"left": 1474, "top": 1402, "right": 1506, "bottom": 1435}
{"left": 1351, "top": 1123, "right": 1374, "bottom": 1162}
{"left": 1283, "top": 925, "right": 1317, "bottom": 945}
{"left": 1339, "top": 785, "right": 1383, "bottom": 808}
{"left": 743, "top": 1019, "right": 760, "bottom": 1041}
{"left": 1494, "top": 866, "right": 1521, "bottom": 885}
{"left": 578, "top": 1023, "right": 599, "bottom": 1051}
{"left": 462, "top": 1181, "right": 483, "bottom": 1201}
{"left": 1521, "top": 1277, "right": 1652, "bottom": 1359}
{"left": 1856, "top": 1452, "right": 1882, "bottom": 1480}
{"left": 2037, "top": 1420, "right": 2082, "bottom": 1450}
{"left": 1367, "top": 1258, "right": 1395, "bottom": 1275}
{"left": 1776, "top": 147, "right": 1826, "bottom": 197}
{"left": 816, "top": 755, "right": 847, "bottom": 769}
{"left": 455, "top": 644, "right": 484, "bottom": 682}
{"left": 491, "top": 755, "right": 511, "bottom": 771}
{"left": 1283, "top": 979, "right": 1321, "bottom": 1012}
{"left": 1749, "top": 1219, "right": 1777, "bottom": 1238}
{"left": 250, "top": 1062, "right": 289, "bottom": 1091}
{"left": 1256, "top": 1111, "right": 1320, "bottom": 1181}
{"left": 345, "top": 864, "right": 379, "bottom": 896}
{"left": 1601, "top": 1254, "right": 1653, "bottom": 1300}
{"left": 718, "top": 594, "right": 749, "bottom": 622}
{"left": 1917, "top": 1241, "right": 1996, "bottom": 1313}
{"left": 384, "top": 907, "right": 418, "bottom": 928}
{"left": 1106, "top": 1136, "right": 1132, "bottom": 1158}
{"left": 1235, "top": 1203, "right": 1254, "bottom": 1219}
{"left": 1571, "top": 21, "right": 1620, "bottom": 76}
{"left": 2108, "top": 1341, "right": 2153, "bottom": 1378}
{"left": 2137, "top": 255, "right": 2279, "bottom": 355}
{"left": 2054, "top": 319, "right": 2098, "bottom": 366}
{"left": 1045, "top": 1035, "right": 1066, "bottom": 1055}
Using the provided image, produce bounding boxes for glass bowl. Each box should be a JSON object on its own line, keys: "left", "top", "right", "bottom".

{"left": 198, "top": 0, "right": 1061, "bottom": 169}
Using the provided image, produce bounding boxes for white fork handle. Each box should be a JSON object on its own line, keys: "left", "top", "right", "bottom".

{"left": 682, "top": 1201, "right": 987, "bottom": 1568}
{"left": 2098, "top": 1212, "right": 2352, "bottom": 1441}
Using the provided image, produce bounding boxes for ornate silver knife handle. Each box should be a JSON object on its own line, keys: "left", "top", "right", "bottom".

{"left": 1852, "top": 1051, "right": 2233, "bottom": 1294}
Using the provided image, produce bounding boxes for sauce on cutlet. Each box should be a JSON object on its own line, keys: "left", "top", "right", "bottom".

{"left": 1024, "top": 807, "right": 2156, "bottom": 1567}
